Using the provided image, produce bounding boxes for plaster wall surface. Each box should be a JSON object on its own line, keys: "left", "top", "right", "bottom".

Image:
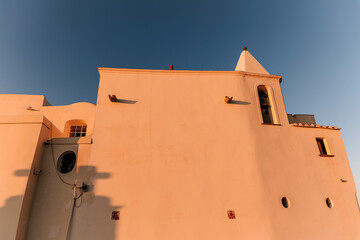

{"left": 1, "top": 65, "right": 359, "bottom": 239}
{"left": 0, "top": 115, "right": 50, "bottom": 240}
{"left": 26, "top": 137, "right": 95, "bottom": 240}
{"left": 0, "top": 94, "right": 49, "bottom": 112}
{"left": 66, "top": 68, "right": 358, "bottom": 240}
{"left": 0, "top": 94, "right": 95, "bottom": 138}
{"left": 0, "top": 94, "right": 95, "bottom": 239}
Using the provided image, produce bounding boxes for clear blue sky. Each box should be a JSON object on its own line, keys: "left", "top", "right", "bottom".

{"left": 1, "top": 0, "right": 359, "bottom": 191}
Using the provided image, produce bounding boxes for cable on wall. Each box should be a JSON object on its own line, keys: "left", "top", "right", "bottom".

{"left": 66, "top": 185, "right": 84, "bottom": 240}
{"left": 49, "top": 122, "right": 87, "bottom": 240}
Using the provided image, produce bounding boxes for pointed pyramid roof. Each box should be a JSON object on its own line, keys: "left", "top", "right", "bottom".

{"left": 235, "top": 47, "right": 269, "bottom": 75}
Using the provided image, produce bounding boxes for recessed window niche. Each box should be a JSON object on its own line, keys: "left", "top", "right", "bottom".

{"left": 257, "top": 85, "right": 277, "bottom": 124}
{"left": 316, "top": 138, "right": 334, "bottom": 157}
{"left": 64, "top": 119, "right": 87, "bottom": 137}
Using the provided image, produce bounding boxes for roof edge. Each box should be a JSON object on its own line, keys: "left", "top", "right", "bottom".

{"left": 97, "top": 67, "right": 282, "bottom": 80}
{"left": 290, "top": 123, "right": 341, "bottom": 130}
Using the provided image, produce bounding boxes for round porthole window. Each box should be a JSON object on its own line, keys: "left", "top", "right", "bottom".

{"left": 57, "top": 151, "right": 76, "bottom": 174}
{"left": 281, "top": 197, "right": 290, "bottom": 208}
{"left": 326, "top": 197, "right": 334, "bottom": 208}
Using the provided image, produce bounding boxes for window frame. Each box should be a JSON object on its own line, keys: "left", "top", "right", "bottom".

{"left": 316, "top": 138, "right": 334, "bottom": 157}
{"left": 69, "top": 125, "right": 87, "bottom": 137}
{"left": 64, "top": 119, "right": 88, "bottom": 138}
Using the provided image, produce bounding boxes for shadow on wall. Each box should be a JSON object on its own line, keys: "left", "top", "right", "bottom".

{"left": 0, "top": 195, "right": 24, "bottom": 239}
{"left": 227, "top": 100, "right": 250, "bottom": 105}
{"left": 14, "top": 169, "right": 31, "bottom": 176}
{"left": 115, "top": 98, "right": 137, "bottom": 104}
{"left": 0, "top": 167, "right": 121, "bottom": 240}
{"left": 68, "top": 166, "right": 124, "bottom": 240}
{"left": 51, "top": 123, "right": 63, "bottom": 138}
{"left": 0, "top": 169, "right": 32, "bottom": 239}
{"left": 17, "top": 163, "right": 122, "bottom": 239}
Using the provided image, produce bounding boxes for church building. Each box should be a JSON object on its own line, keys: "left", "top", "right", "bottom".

{"left": 1, "top": 48, "right": 359, "bottom": 240}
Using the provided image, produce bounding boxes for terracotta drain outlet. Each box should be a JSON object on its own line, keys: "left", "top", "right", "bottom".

{"left": 227, "top": 210, "right": 236, "bottom": 219}
{"left": 111, "top": 211, "right": 120, "bottom": 220}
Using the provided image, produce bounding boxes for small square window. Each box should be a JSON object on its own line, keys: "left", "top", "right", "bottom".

{"left": 69, "top": 125, "right": 87, "bottom": 137}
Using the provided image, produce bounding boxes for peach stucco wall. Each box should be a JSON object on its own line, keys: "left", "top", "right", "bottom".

{"left": 0, "top": 67, "right": 359, "bottom": 239}
{"left": 75, "top": 68, "right": 356, "bottom": 239}
{"left": 0, "top": 115, "right": 50, "bottom": 240}
{"left": 0, "top": 94, "right": 95, "bottom": 239}
{"left": 0, "top": 94, "right": 95, "bottom": 138}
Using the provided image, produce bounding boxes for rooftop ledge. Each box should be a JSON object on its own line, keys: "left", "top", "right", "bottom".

{"left": 290, "top": 123, "right": 341, "bottom": 130}
{"left": 45, "top": 136, "right": 92, "bottom": 145}
{"left": 0, "top": 115, "right": 51, "bottom": 129}
{"left": 98, "top": 67, "right": 282, "bottom": 81}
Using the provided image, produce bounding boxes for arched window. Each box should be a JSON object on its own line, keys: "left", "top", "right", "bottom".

{"left": 257, "top": 85, "right": 275, "bottom": 124}
{"left": 64, "top": 119, "right": 87, "bottom": 137}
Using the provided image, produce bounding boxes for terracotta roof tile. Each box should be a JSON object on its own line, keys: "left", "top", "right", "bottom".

{"left": 290, "top": 123, "right": 341, "bottom": 130}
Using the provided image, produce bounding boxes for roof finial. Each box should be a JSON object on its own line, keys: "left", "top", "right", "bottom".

{"left": 243, "top": 46, "right": 247, "bottom": 51}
